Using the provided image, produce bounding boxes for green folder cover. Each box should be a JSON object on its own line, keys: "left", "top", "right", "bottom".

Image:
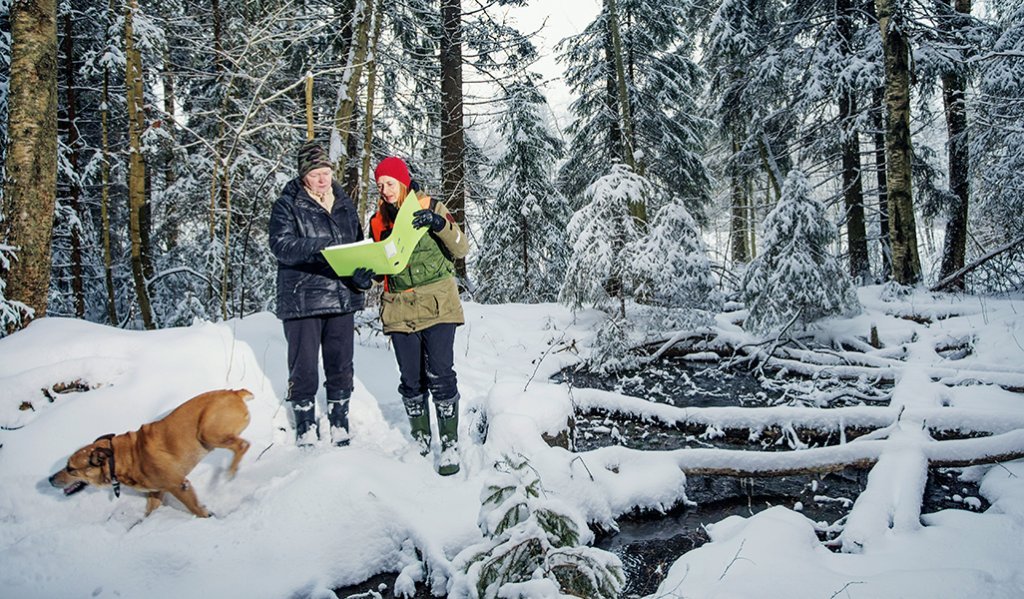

{"left": 321, "top": 190, "right": 428, "bottom": 276}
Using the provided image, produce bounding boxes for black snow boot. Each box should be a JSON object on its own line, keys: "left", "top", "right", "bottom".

{"left": 292, "top": 398, "right": 318, "bottom": 446}
{"left": 403, "top": 393, "right": 431, "bottom": 456}
{"left": 327, "top": 392, "right": 351, "bottom": 447}
{"left": 434, "top": 394, "right": 460, "bottom": 476}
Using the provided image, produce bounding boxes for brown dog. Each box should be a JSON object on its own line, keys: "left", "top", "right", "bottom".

{"left": 49, "top": 388, "right": 253, "bottom": 518}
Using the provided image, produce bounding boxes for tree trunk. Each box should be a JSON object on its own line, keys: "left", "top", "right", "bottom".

{"left": 876, "top": 0, "right": 922, "bottom": 285}
{"left": 606, "top": 0, "right": 636, "bottom": 169}
{"left": 522, "top": 212, "right": 530, "bottom": 296}
{"left": 607, "top": 0, "right": 645, "bottom": 227}
{"left": 730, "top": 142, "right": 750, "bottom": 264}
{"left": 333, "top": 0, "right": 370, "bottom": 185}
{"left": 838, "top": 0, "right": 870, "bottom": 284}
{"left": 873, "top": 85, "right": 892, "bottom": 282}
{"left": 305, "top": 72, "right": 314, "bottom": 140}
{"left": 937, "top": 0, "right": 971, "bottom": 289}
{"left": 101, "top": 5, "right": 118, "bottom": 326}
{"left": 162, "top": 47, "right": 179, "bottom": 250}
{"left": 603, "top": 15, "right": 622, "bottom": 165}
{"left": 2, "top": 0, "right": 59, "bottom": 332}
{"left": 61, "top": 10, "right": 85, "bottom": 318}
{"left": 125, "top": 0, "right": 154, "bottom": 329}
{"left": 358, "top": 0, "right": 384, "bottom": 222}
{"left": 440, "top": 0, "right": 467, "bottom": 279}
{"left": 221, "top": 177, "right": 232, "bottom": 319}
{"left": 210, "top": 0, "right": 227, "bottom": 310}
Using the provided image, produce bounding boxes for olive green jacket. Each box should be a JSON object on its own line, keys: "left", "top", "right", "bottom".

{"left": 379, "top": 199, "right": 469, "bottom": 334}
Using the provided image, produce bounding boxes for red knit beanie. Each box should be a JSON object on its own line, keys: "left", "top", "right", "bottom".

{"left": 374, "top": 157, "right": 411, "bottom": 188}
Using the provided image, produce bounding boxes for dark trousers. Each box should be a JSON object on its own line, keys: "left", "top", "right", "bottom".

{"left": 282, "top": 313, "right": 355, "bottom": 401}
{"left": 390, "top": 323, "right": 458, "bottom": 401}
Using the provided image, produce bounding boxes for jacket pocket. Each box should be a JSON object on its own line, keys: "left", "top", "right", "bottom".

{"left": 433, "top": 285, "right": 458, "bottom": 320}
{"left": 381, "top": 290, "right": 440, "bottom": 329}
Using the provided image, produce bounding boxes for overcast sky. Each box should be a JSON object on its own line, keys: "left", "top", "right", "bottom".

{"left": 502, "top": 1, "right": 601, "bottom": 122}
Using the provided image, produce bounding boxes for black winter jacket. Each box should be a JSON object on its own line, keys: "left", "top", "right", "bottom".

{"left": 269, "top": 178, "right": 366, "bottom": 320}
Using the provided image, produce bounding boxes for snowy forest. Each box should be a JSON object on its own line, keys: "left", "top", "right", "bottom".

{"left": 2, "top": 0, "right": 1022, "bottom": 332}
{"left": 2, "top": 0, "right": 1024, "bottom": 597}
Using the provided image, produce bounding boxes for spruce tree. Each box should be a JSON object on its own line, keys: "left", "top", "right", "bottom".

{"left": 971, "top": 3, "right": 1024, "bottom": 252}
{"left": 557, "top": 0, "right": 711, "bottom": 219}
{"left": 703, "top": 0, "right": 790, "bottom": 264}
{"left": 561, "top": 164, "right": 654, "bottom": 372}
{"left": 627, "top": 198, "right": 721, "bottom": 326}
{"left": 560, "top": 163, "right": 647, "bottom": 315}
{"left": 741, "top": 170, "right": 860, "bottom": 335}
{"left": 475, "top": 78, "right": 569, "bottom": 304}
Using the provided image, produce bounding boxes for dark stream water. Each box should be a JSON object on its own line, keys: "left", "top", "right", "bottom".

{"left": 334, "top": 358, "right": 987, "bottom": 599}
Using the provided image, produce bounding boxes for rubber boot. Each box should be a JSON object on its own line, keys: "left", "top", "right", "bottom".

{"left": 327, "top": 392, "right": 351, "bottom": 447}
{"left": 434, "top": 394, "right": 460, "bottom": 476}
{"left": 292, "top": 398, "right": 318, "bottom": 447}
{"left": 402, "top": 393, "right": 431, "bottom": 456}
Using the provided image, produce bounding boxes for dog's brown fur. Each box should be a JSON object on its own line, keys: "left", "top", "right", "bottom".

{"left": 49, "top": 388, "right": 253, "bottom": 518}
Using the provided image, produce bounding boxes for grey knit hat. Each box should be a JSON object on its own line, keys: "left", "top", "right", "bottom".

{"left": 297, "top": 140, "right": 332, "bottom": 179}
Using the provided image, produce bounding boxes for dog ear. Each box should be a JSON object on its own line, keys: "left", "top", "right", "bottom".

{"left": 89, "top": 447, "right": 112, "bottom": 467}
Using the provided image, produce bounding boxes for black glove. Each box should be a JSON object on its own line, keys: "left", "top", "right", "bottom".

{"left": 412, "top": 209, "right": 446, "bottom": 232}
{"left": 350, "top": 267, "right": 375, "bottom": 290}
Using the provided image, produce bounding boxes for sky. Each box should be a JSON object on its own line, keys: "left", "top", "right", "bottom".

{"left": 2, "top": 287, "right": 1024, "bottom": 598}
{"left": 503, "top": 1, "right": 601, "bottom": 123}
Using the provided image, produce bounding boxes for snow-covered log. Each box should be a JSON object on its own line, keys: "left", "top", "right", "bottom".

{"left": 574, "top": 388, "right": 1024, "bottom": 439}
{"left": 669, "top": 428, "right": 1024, "bottom": 478}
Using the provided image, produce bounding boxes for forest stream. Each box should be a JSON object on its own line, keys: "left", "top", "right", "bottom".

{"left": 335, "top": 357, "right": 987, "bottom": 599}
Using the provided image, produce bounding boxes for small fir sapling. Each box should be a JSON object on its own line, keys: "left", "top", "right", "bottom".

{"left": 560, "top": 164, "right": 647, "bottom": 315}
{"left": 741, "top": 169, "right": 860, "bottom": 335}
{"left": 626, "top": 198, "right": 722, "bottom": 327}
{"left": 449, "top": 456, "right": 624, "bottom": 599}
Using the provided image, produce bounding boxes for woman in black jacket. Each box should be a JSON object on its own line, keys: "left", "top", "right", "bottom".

{"left": 268, "top": 140, "right": 373, "bottom": 446}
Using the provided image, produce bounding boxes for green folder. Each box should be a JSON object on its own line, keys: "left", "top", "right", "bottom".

{"left": 321, "top": 190, "right": 428, "bottom": 276}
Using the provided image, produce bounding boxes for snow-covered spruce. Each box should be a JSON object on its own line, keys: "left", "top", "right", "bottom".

{"left": 741, "top": 169, "right": 860, "bottom": 335}
{"left": 560, "top": 164, "right": 652, "bottom": 371}
{"left": 560, "top": 163, "right": 648, "bottom": 315}
{"left": 971, "top": 3, "right": 1024, "bottom": 264}
{"left": 475, "top": 78, "right": 570, "bottom": 304}
{"left": 557, "top": 0, "right": 711, "bottom": 218}
{"left": 626, "top": 198, "right": 721, "bottom": 328}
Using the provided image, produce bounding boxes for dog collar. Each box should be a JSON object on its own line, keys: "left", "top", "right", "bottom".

{"left": 94, "top": 433, "right": 121, "bottom": 498}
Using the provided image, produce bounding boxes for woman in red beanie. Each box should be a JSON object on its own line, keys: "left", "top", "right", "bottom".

{"left": 367, "top": 156, "right": 469, "bottom": 475}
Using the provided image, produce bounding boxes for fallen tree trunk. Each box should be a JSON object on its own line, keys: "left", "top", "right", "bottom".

{"left": 574, "top": 390, "right": 1024, "bottom": 439}
{"left": 930, "top": 235, "right": 1024, "bottom": 292}
{"left": 671, "top": 428, "right": 1024, "bottom": 477}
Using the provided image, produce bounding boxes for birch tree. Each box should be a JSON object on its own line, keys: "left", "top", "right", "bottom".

{"left": 124, "top": 0, "right": 154, "bottom": 329}
{"left": 876, "top": 0, "right": 922, "bottom": 284}
{"left": 1, "top": 0, "right": 58, "bottom": 332}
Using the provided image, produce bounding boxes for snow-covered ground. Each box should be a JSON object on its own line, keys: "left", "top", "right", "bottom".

{"left": 1, "top": 287, "right": 1023, "bottom": 598}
